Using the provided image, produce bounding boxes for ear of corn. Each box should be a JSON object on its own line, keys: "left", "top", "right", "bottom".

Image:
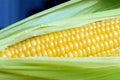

{"left": 0, "top": 0, "right": 120, "bottom": 80}
{"left": 0, "top": 18, "right": 120, "bottom": 58}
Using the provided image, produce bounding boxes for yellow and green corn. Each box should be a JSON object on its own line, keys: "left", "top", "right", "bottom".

{"left": 0, "top": 18, "right": 120, "bottom": 58}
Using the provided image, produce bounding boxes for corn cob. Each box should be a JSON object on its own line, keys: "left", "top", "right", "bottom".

{"left": 0, "top": 18, "right": 120, "bottom": 58}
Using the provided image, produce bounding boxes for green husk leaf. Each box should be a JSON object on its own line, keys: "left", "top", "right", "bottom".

{"left": 0, "top": 7, "right": 120, "bottom": 50}
{"left": 1, "top": 0, "right": 120, "bottom": 39}
{"left": 1, "top": 0, "right": 120, "bottom": 50}
{"left": 0, "top": 57, "right": 120, "bottom": 80}
{"left": 0, "top": 0, "right": 98, "bottom": 39}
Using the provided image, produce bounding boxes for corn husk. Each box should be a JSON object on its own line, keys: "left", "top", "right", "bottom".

{"left": 1, "top": 0, "right": 120, "bottom": 50}
{"left": 0, "top": 0, "right": 120, "bottom": 80}
{"left": 1, "top": 57, "right": 120, "bottom": 80}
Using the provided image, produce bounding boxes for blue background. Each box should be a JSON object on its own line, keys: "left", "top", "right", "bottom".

{"left": 0, "top": 0, "right": 68, "bottom": 29}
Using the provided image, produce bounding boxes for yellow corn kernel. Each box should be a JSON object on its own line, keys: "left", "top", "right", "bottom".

{"left": 0, "top": 18, "right": 120, "bottom": 58}
{"left": 94, "top": 47, "right": 120, "bottom": 57}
